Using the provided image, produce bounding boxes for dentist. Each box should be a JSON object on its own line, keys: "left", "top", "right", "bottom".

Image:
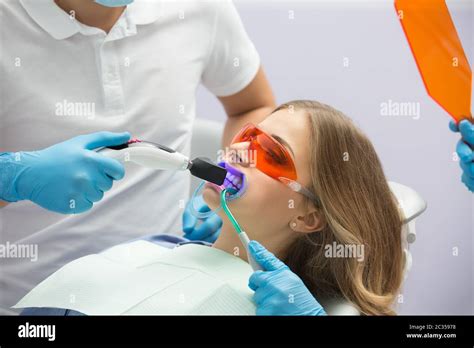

{"left": 0, "top": 0, "right": 275, "bottom": 314}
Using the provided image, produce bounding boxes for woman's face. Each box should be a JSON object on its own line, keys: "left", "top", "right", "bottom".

{"left": 202, "top": 108, "right": 314, "bottom": 241}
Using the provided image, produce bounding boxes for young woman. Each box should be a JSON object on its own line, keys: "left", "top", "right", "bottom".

{"left": 16, "top": 100, "right": 404, "bottom": 315}
{"left": 205, "top": 100, "right": 405, "bottom": 315}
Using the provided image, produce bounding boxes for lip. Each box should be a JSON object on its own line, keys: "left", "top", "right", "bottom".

{"left": 204, "top": 181, "right": 222, "bottom": 193}
{"left": 204, "top": 161, "right": 247, "bottom": 200}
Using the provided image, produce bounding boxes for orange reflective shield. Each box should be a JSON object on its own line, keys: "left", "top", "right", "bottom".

{"left": 395, "top": 0, "right": 472, "bottom": 123}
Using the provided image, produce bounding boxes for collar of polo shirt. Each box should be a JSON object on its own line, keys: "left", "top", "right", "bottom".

{"left": 20, "top": 0, "right": 163, "bottom": 40}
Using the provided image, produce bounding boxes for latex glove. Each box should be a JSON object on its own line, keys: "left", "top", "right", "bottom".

{"left": 0, "top": 131, "right": 130, "bottom": 213}
{"left": 182, "top": 198, "right": 222, "bottom": 243}
{"left": 248, "top": 240, "right": 326, "bottom": 316}
{"left": 449, "top": 119, "right": 474, "bottom": 192}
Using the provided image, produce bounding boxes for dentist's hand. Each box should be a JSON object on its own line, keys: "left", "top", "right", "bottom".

{"left": 0, "top": 131, "right": 130, "bottom": 214}
{"left": 182, "top": 199, "right": 222, "bottom": 243}
{"left": 248, "top": 240, "right": 326, "bottom": 316}
{"left": 450, "top": 119, "right": 474, "bottom": 192}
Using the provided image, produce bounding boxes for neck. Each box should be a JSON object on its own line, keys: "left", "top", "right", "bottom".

{"left": 54, "top": 0, "right": 125, "bottom": 33}
{"left": 213, "top": 219, "right": 293, "bottom": 264}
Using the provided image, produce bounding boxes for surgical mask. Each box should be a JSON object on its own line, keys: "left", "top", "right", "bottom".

{"left": 94, "top": 0, "right": 134, "bottom": 7}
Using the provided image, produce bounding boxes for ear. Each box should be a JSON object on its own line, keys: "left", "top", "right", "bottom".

{"left": 291, "top": 209, "right": 325, "bottom": 234}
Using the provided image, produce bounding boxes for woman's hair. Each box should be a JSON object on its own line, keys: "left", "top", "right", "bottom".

{"left": 277, "top": 100, "right": 404, "bottom": 315}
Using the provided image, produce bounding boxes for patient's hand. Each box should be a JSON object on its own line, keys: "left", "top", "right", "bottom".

{"left": 182, "top": 199, "right": 222, "bottom": 243}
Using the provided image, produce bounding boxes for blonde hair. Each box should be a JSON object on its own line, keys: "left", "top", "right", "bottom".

{"left": 277, "top": 100, "right": 404, "bottom": 315}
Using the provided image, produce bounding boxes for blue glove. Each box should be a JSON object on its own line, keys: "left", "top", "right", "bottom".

{"left": 182, "top": 198, "right": 222, "bottom": 243}
{"left": 0, "top": 131, "right": 130, "bottom": 214}
{"left": 248, "top": 240, "right": 326, "bottom": 316}
{"left": 449, "top": 119, "right": 474, "bottom": 192}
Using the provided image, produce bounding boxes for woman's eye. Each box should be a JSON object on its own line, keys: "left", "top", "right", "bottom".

{"left": 265, "top": 150, "right": 285, "bottom": 165}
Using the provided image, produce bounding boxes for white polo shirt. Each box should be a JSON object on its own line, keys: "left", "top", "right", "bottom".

{"left": 0, "top": 0, "right": 260, "bottom": 314}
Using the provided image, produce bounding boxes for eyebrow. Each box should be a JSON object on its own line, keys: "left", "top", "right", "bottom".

{"left": 271, "top": 134, "right": 295, "bottom": 158}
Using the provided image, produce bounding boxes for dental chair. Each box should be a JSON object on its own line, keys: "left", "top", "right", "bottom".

{"left": 190, "top": 118, "right": 427, "bottom": 315}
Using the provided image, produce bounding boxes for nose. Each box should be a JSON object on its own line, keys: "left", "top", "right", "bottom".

{"left": 226, "top": 141, "right": 252, "bottom": 167}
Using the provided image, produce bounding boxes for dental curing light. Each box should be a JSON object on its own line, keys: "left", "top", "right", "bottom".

{"left": 97, "top": 139, "right": 227, "bottom": 185}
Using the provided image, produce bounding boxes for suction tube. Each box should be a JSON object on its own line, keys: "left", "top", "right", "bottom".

{"left": 220, "top": 188, "right": 262, "bottom": 271}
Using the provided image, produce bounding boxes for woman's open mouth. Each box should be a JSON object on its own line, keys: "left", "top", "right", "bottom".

{"left": 205, "top": 161, "right": 247, "bottom": 199}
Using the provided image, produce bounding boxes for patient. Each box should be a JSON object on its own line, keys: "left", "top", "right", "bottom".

{"left": 16, "top": 100, "right": 404, "bottom": 315}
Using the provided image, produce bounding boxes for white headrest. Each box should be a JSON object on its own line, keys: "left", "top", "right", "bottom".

{"left": 388, "top": 181, "right": 427, "bottom": 223}
{"left": 388, "top": 181, "right": 427, "bottom": 280}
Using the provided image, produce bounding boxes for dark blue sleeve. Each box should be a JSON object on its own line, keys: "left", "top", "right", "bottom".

{"left": 131, "top": 233, "right": 211, "bottom": 248}
{"left": 21, "top": 307, "right": 86, "bottom": 316}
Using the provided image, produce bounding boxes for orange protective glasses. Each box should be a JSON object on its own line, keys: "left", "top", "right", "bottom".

{"left": 230, "top": 123, "right": 319, "bottom": 203}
